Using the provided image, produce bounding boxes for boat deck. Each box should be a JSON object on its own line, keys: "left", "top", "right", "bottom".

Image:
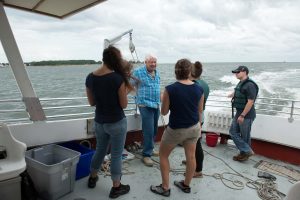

{"left": 59, "top": 140, "right": 299, "bottom": 200}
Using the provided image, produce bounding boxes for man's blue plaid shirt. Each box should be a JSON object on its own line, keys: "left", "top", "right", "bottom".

{"left": 132, "top": 66, "right": 160, "bottom": 108}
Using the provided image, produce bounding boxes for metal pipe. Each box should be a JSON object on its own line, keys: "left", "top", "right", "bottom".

{"left": 289, "top": 101, "right": 295, "bottom": 122}
{"left": 0, "top": 109, "right": 25, "bottom": 113}
{"left": 0, "top": 99, "right": 23, "bottom": 103}
{"left": 0, "top": 2, "right": 46, "bottom": 121}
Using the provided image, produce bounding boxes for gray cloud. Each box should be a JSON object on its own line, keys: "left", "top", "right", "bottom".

{"left": 1, "top": 0, "right": 300, "bottom": 63}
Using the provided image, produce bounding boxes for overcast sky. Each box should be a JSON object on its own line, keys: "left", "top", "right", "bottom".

{"left": 1, "top": 0, "right": 300, "bottom": 63}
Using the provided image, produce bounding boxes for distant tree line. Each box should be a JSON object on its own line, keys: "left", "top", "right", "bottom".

{"left": 28, "top": 60, "right": 102, "bottom": 66}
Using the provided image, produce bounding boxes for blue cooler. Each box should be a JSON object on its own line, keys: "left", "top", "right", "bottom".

{"left": 59, "top": 142, "right": 95, "bottom": 180}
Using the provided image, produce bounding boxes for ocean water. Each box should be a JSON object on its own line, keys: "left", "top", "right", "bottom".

{"left": 1, "top": 62, "right": 300, "bottom": 121}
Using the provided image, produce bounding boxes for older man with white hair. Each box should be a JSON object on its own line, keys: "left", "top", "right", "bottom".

{"left": 132, "top": 54, "right": 160, "bottom": 167}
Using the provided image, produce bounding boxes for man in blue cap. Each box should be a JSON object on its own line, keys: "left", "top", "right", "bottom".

{"left": 229, "top": 66, "right": 259, "bottom": 161}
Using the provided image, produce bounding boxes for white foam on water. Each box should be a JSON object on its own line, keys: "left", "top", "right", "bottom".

{"left": 286, "top": 88, "right": 300, "bottom": 101}
{"left": 207, "top": 89, "right": 233, "bottom": 111}
{"left": 251, "top": 72, "right": 278, "bottom": 94}
{"left": 218, "top": 68, "right": 300, "bottom": 99}
{"left": 219, "top": 75, "right": 239, "bottom": 85}
{"left": 215, "top": 68, "right": 300, "bottom": 116}
{"left": 210, "top": 88, "right": 233, "bottom": 96}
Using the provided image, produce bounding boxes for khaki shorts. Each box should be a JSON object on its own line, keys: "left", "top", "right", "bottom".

{"left": 161, "top": 123, "right": 201, "bottom": 145}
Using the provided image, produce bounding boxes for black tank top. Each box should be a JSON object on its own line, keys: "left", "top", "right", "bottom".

{"left": 166, "top": 82, "right": 203, "bottom": 129}
{"left": 85, "top": 72, "right": 125, "bottom": 123}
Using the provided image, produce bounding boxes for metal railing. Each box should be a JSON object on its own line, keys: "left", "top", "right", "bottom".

{"left": 0, "top": 96, "right": 137, "bottom": 124}
{"left": 207, "top": 95, "right": 300, "bottom": 122}
{"left": 0, "top": 95, "right": 299, "bottom": 124}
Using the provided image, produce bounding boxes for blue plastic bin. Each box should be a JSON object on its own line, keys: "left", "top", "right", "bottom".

{"left": 59, "top": 142, "right": 95, "bottom": 180}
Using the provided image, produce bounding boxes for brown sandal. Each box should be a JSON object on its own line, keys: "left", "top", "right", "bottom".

{"left": 150, "top": 184, "right": 171, "bottom": 197}
{"left": 174, "top": 180, "right": 191, "bottom": 193}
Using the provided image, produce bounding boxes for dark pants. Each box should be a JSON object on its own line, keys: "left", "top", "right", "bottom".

{"left": 195, "top": 137, "right": 204, "bottom": 172}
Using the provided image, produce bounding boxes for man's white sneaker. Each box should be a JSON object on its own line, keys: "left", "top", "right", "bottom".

{"left": 143, "top": 157, "right": 153, "bottom": 167}
{"left": 152, "top": 150, "right": 159, "bottom": 157}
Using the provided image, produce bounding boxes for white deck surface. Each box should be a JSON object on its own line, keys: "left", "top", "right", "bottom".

{"left": 59, "top": 140, "right": 300, "bottom": 200}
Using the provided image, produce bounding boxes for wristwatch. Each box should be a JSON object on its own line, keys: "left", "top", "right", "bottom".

{"left": 240, "top": 114, "right": 245, "bottom": 118}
